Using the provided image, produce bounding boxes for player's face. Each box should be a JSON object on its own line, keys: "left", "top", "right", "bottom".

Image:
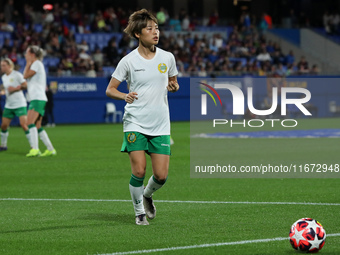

{"left": 0, "top": 61, "right": 10, "bottom": 73}
{"left": 25, "top": 48, "right": 34, "bottom": 61}
{"left": 139, "top": 21, "right": 159, "bottom": 46}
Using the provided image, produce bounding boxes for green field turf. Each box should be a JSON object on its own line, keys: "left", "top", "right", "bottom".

{"left": 0, "top": 119, "right": 339, "bottom": 255}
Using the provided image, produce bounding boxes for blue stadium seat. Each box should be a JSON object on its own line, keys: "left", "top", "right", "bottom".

{"left": 89, "top": 42, "right": 96, "bottom": 51}
{"left": 34, "top": 24, "right": 43, "bottom": 33}
{"left": 102, "top": 66, "right": 115, "bottom": 76}
{"left": 75, "top": 34, "right": 83, "bottom": 43}
{"left": 69, "top": 25, "right": 76, "bottom": 33}
{"left": 89, "top": 34, "right": 97, "bottom": 43}
{"left": 96, "top": 33, "right": 105, "bottom": 42}
{"left": 104, "top": 34, "right": 112, "bottom": 42}
{"left": 17, "top": 58, "right": 26, "bottom": 67}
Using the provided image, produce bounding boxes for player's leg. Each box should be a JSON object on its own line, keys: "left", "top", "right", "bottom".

{"left": 36, "top": 117, "right": 56, "bottom": 156}
{"left": 143, "top": 153, "right": 169, "bottom": 219}
{"left": 26, "top": 108, "right": 41, "bottom": 156}
{"left": 0, "top": 116, "right": 12, "bottom": 151}
{"left": 128, "top": 150, "right": 148, "bottom": 225}
{"left": 122, "top": 132, "right": 149, "bottom": 225}
{"left": 18, "top": 108, "right": 33, "bottom": 148}
{"left": 143, "top": 135, "right": 171, "bottom": 219}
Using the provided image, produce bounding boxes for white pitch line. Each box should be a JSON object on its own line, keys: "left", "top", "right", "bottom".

{"left": 97, "top": 233, "right": 340, "bottom": 255}
{"left": 1, "top": 198, "right": 340, "bottom": 206}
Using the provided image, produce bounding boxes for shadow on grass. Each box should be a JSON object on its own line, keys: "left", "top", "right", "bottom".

{"left": 79, "top": 213, "right": 132, "bottom": 224}
{"left": 1, "top": 214, "right": 132, "bottom": 234}
{"left": 0, "top": 224, "right": 101, "bottom": 234}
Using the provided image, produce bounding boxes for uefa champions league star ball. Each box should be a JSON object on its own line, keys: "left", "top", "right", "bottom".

{"left": 289, "top": 218, "right": 326, "bottom": 253}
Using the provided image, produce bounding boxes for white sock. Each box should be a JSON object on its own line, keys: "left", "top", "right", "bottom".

{"left": 29, "top": 126, "right": 39, "bottom": 150}
{"left": 1, "top": 130, "right": 9, "bottom": 147}
{"left": 129, "top": 184, "right": 145, "bottom": 216}
{"left": 143, "top": 175, "right": 166, "bottom": 198}
{"left": 25, "top": 131, "right": 33, "bottom": 148}
{"left": 38, "top": 129, "right": 54, "bottom": 151}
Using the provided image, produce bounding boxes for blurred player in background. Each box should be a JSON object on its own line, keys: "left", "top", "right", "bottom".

{"left": 106, "top": 9, "right": 179, "bottom": 225}
{"left": 0, "top": 58, "right": 32, "bottom": 151}
{"left": 24, "top": 45, "right": 56, "bottom": 157}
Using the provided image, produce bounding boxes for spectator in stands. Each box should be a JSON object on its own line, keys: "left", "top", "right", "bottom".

{"left": 0, "top": 4, "right": 321, "bottom": 77}
{"left": 285, "top": 63, "right": 295, "bottom": 76}
{"left": 4, "top": 0, "right": 14, "bottom": 23}
{"left": 257, "top": 49, "right": 272, "bottom": 62}
{"left": 198, "top": 65, "right": 207, "bottom": 77}
{"left": 169, "top": 15, "right": 181, "bottom": 31}
{"left": 119, "top": 33, "right": 132, "bottom": 49}
{"left": 2, "top": 38, "right": 12, "bottom": 52}
{"left": 310, "top": 64, "right": 320, "bottom": 75}
{"left": 104, "top": 38, "right": 119, "bottom": 65}
{"left": 93, "top": 48, "right": 104, "bottom": 67}
{"left": 23, "top": 4, "right": 36, "bottom": 26}
{"left": 78, "top": 48, "right": 91, "bottom": 61}
{"left": 240, "top": 11, "right": 251, "bottom": 30}
{"left": 272, "top": 50, "right": 285, "bottom": 65}
{"left": 333, "top": 12, "right": 340, "bottom": 33}
{"left": 0, "top": 13, "right": 14, "bottom": 32}
{"left": 182, "top": 15, "right": 190, "bottom": 31}
{"left": 43, "top": 5, "right": 54, "bottom": 25}
{"left": 285, "top": 50, "right": 295, "bottom": 65}
{"left": 263, "top": 12, "right": 273, "bottom": 29}
{"left": 92, "top": 10, "right": 108, "bottom": 32}
{"left": 323, "top": 11, "right": 335, "bottom": 34}
{"left": 259, "top": 12, "right": 272, "bottom": 33}
{"left": 8, "top": 48, "right": 18, "bottom": 64}
{"left": 104, "top": 7, "right": 120, "bottom": 32}
{"left": 42, "top": 85, "right": 55, "bottom": 127}
{"left": 77, "top": 40, "right": 89, "bottom": 53}
{"left": 156, "top": 7, "right": 167, "bottom": 28}
{"left": 208, "top": 10, "right": 219, "bottom": 26}
{"left": 297, "top": 56, "right": 309, "bottom": 74}
{"left": 86, "top": 61, "right": 96, "bottom": 77}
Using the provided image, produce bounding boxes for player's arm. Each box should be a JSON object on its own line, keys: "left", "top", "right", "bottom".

{"left": 23, "top": 61, "right": 35, "bottom": 79}
{"left": 0, "top": 84, "right": 4, "bottom": 95}
{"left": 20, "top": 81, "right": 27, "bottom": 90}
{"left": 106, "top": 77, "right": 138, "bottom": 104}
{"left": 7, "top": 81, "right": 27, "bottom": 94}
{"left": 167, "top": 76, "right": 179, "bottom": 93}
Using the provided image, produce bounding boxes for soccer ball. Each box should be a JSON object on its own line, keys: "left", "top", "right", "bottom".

{"left": 289, "top": 218, "right": 326, "bottom": 253}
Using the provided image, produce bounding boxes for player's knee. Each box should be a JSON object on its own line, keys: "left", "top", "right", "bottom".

{"left": 1, "top": 123, "right": 7, "bottom": 131}
{"left": 133, "top": 168, "right": 146, "bottom": 178}
{"left": 153, "top": 173, "right": 168, "bottom": 183}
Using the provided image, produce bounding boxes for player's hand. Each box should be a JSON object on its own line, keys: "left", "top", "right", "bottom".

{"left": 125, "top": 92, "right": 138, "bottom": 104}
{"left": 25, "top": 55, "right": 32, "bottom": 65}
{"left": 167, "top": 80, "right": 179, "bottom": 93}
{"left": 7, "top": 86, "right": 20, "bottom": 93}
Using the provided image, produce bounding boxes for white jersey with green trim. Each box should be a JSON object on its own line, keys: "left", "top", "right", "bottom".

{"left": 2, "top": 70, "right": 27, "bottom": 109}
{"left": 112, "top": 47, "right": 178, "bottom": 136}
{"left": 26, "top": 60, "right": 47, "bottom": 102}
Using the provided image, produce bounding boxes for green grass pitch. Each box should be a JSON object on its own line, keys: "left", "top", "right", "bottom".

{"left": 0, "top": 119, "right": 339, "bottom": 254}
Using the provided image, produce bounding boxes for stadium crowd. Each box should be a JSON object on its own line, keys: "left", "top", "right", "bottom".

{"left": 0, "top": 1, "right": 319, "bottom": 77}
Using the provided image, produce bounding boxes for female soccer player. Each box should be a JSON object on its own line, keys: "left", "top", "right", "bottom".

{"left": 24, "top": 46, "right": 56, "bottom": 157}
{"left": 0, "top": 58, "right": 32, "bottom": 151}
{"left": 106, "top": 9, "right": 179, "bottom": 225}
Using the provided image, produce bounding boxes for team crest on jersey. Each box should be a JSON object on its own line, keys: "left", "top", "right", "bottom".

{"left": 127, "top": 133, "right": 137, "bottom": 143}
{"left": 158, "top": 63, "right": 167, "bottom": 73}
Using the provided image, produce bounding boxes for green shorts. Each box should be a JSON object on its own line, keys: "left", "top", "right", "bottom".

{"left": 3, "top": 107, "right": 27, "bottom": 119}
{"left": 28, "top": 100, "right": 46, "bottom": 116}
{"left": 121, "top": 132, "right": 171, "bottom": 155}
